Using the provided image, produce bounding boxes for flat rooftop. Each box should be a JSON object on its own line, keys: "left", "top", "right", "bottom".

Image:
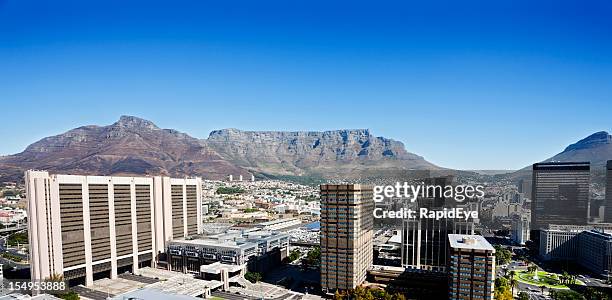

{"left": 111, "top": 288, "right": 200, "bottom": 300}
{"left": 448, "top": 234, "right": 495, "bottom": 251}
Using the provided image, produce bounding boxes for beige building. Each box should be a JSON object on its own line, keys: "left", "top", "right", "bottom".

{"left": 25, "top": 170, "right": 202, "bottom": 286}
{"left": 448, "top": 234, "right": 495, "bottom": 300}
{"left": 320, "top": 184, "right": 373, "bottom": 292}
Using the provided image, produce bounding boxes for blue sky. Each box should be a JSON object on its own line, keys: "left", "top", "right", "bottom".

{"left": 1, "top": 0, "right": 611, "bottom": 170}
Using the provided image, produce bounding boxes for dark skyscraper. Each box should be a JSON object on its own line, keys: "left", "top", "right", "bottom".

{"left": 605, "top": 161, "right": 612, "bottom": 223}
{"left": 401, "top": 176, "right": 475, "bottom": 272}
{"left": 531, "top": 162, "right": 590, "bottom": 234}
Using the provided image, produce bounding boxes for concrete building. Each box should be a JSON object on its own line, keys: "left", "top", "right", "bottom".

{"left": 605, "top": 161, "right": 612, "bottom": 223}
{"left": 448, "top": 234, "right": 495, "bottom": 300}
{"left": 167, "top": 230, "right": 289, "bottom": 275}
{"left": 511, "top": 213, "right": 530, "bottom": 246}
{"left": 578, "top": 230, "right": 612, "bottom": 278}
{"left": 320, "top": 184, "right": 374, "bottom": 292}
{"left": 539, "top": 226, "right": 582, "bottom": 261}
{"left": 25, "top": 170, "right": 202, "bottom": 286}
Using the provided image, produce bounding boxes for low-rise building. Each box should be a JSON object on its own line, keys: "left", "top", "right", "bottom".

{"left": 167, "top": 231, "right": 289, "bottom": 275}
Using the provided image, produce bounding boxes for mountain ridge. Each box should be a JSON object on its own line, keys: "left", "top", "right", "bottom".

{"left": 0, "top": 115, "right": 439, "bottom": 181}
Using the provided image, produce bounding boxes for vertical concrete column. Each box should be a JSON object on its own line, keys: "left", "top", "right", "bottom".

{"left": 162, "top": 177, "right": 173, "bottom": 242}
{"left": 196, "top": 178, "right": 203, "bottom": 234}
{"left": 34, "top": 177, "right": 51, "bottom": 280}
{"left": 108, "top": 180, "right": 118, "bottom": 279}
{"left": 153, "top": 177, "right": 165, "bottom": 263}
{"left": 130, "top": 179, "right": 139, "bottom": 274}
{"left": 149, "top": 178, "right": 158, "bottom": 267}
{"left": 82, "top": 178, "right": 94, "bottom": 286}
{"left": 182, "top": 182, "right": 188, "bottom": 237}
{"left": 25, "top": 171, "right": 41, "bottom": 283}
{"left": 50, "top": 176, "right": 64, "bottom": 276}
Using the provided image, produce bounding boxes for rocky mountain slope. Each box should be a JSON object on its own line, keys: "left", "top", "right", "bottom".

{"left": 0, "top": 116, "right": 439, "bottom": 181}
{"left": 510, "top": 131, "right": 612, "bottom": 181}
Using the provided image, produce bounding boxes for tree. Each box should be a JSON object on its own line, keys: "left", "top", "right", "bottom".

{"left": 494, "top": 277, "right": 513, "bottom": 300}
{"left": 494, "top": 245, "right": 512, "bottom": 265}
{"left": 244, "top": 271, "right": 263, "bottom": 283}
{"left": 59, "top": 291, "right": 79, "bottom": 300}
{"left": 518, "top": 292, "right": 530, "bottom": 300}
{"left": 583, "top": 286, "right": 610, "bottom": 300}
{"left": 540, "top": 285, "right": 546, "bottom": 295}
{"left": 550, "top": 289, "right": 586, "bottom": 300}
{"left": 288, "top": 249, "right": 301, "bottom": 262}
{"left": 508, "top": 275, "right": 517, "bottom": 296}
{"left": 302, "top": 246, "right": 321, "bottom": 267}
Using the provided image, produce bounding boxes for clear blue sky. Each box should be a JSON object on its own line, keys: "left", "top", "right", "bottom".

{"left": 1, "top": 0, "right": 611, "bottom": 170}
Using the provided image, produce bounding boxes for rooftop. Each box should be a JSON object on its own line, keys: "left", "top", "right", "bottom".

{"left": 448, "top": 234, "right": 495, "bottom": 251}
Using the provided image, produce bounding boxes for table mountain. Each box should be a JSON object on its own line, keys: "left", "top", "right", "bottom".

{"left": 0, "top": 116, "right": 439, "bottom": 181}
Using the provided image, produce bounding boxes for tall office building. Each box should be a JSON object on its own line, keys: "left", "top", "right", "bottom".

{"left": 320, "top": 184, "right": 373, "bottom": 292}
{"left": 402, "top": 218, "right": 474, "bottom": 272}
{"left": 605, "top": 161, "right": 612, "bottom": 223}
{"left": 531, "top": 162, "right": 590, "bottom": 243}
{"left": 401, "top": 177, "right": 474, "bottom": 272}
{"left": 26, "top": 170, "right": 202, "bottom": 286}
{"left": 448, "top": 234, "right": 495, "bottom": 300}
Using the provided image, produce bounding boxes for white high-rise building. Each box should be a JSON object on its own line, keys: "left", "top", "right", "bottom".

{"left": 26, "top": 170, "right": 202, "bottom": 286}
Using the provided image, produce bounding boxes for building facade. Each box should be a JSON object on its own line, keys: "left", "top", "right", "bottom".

{"left": 402, "top": 218, "right": 474, "bottom": 272}
{"left": 531, "top": 162, "right": 590, "bottom": 243}
{"left": 511, "top": 213, "right": 530, "bottom": 246}
{"left": 401, "top": 176, "right": 475, "bottom": 272}
{"left": 167, "top": 230, "right": 289, "bottom": 274}
{"left": 578, "top": 230, "right": 612, "bottom": 278}
{"left": 26, "top": 170, "right": 202, "bottom": 286}
{"left": 606, "top": 161, "right": 612, "bottom": 223}
{"left": 320, "top": 184, "right": 374, "bottom": 292}
{"left": 448, "top": 234, "right": 495, "bottom": 300}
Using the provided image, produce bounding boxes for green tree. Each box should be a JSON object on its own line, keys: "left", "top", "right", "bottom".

{"left": 302, "top": 246, "right": 321, "bottom": 267}
{"left": 288, "top": 249, "right": 301, "bottom": 262}
{"left": 550, "top": 289, "right": 586, "bottom": 300}
{"left": 583, "top": 286, "right": 610, "bottom": 300}
{"left": 59, "top": 291, "right": 79, "bottom": 300}
{"left": 508, "top": 275, "right": 517, "bottom": 296}
{"left": 244, "top": 271, "right": 263, "bottom": 283}
{"left": 494, "top": 277, "right": 513, "bottom": 300}
{"left": 494, "top": 245, "right": 512, "bottom": 265}
{"left": 518, "top": 291, "right": 530, "bottom": 300}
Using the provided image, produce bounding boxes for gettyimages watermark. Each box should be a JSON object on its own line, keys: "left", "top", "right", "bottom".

{"left": 372, "top": 182, "right": 484, "bottom": 220}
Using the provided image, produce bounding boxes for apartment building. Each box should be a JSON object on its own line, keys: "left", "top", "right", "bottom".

{"left": 320, "top": 184, "right": 373, "bottom": 292}
{"left": 448, "top": 234, "right": 495, "bottom": 300}
{"left": 26, "top": 170, "right": 202, "bottom": 286}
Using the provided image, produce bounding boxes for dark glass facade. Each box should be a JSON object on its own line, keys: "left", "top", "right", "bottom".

{"left": 531, "top": 162, "right": 590, "bottom": 232}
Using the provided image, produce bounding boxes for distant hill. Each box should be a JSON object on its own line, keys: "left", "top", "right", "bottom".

{"left": 0, "top": 116, "right": 440, "bottom": 181}
{"left": 511, "top": 131, "right": 612, "bottom": 181}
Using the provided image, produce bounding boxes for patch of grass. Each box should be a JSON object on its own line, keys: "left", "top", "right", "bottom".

{"left": 514, "top": 271, "right": 584, "bottom": 289}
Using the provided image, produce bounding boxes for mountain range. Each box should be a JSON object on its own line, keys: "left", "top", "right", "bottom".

{"left": 0, "top": 116, "right": 609, "bottom": 183}
{"left": 0, "top": 116, "right": 438, "bottom": 182}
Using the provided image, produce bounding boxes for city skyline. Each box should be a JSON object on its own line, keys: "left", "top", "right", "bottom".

{"left": 2, "top": 1, "right": 612, "bottom": 170}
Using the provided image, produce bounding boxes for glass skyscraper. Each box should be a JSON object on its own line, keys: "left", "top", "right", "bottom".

{"left": 531, "top": 162, "right": 590, "bottom": 240}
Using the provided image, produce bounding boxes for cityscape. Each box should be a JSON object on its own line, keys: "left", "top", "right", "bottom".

{"left": 0, "top": 152, "right": 610, "bottom": 299}
{"left": 2, "top": 1, "right": 612, "bottom": 299}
